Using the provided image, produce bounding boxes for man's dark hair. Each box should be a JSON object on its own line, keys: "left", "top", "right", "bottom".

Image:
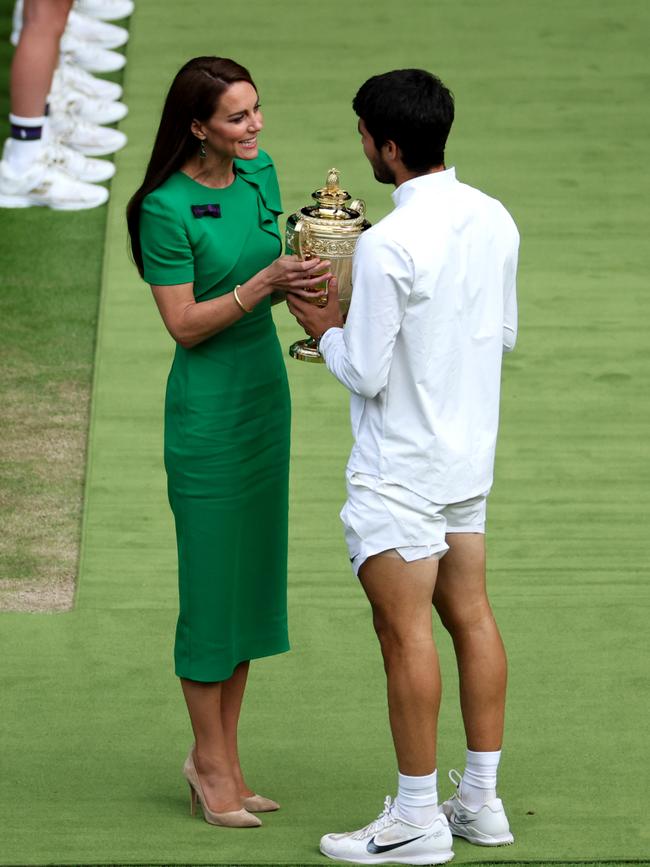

{"left": 352, "top": 69, "right": 454, "bottom": 172}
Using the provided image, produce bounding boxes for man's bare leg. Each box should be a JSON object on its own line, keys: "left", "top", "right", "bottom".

{"left": 433, "top": 533, "right": 514, "bottom": 844}
{"left": 359, "top": 552, "right": 441, "bottom": 774}
{"left": 432, "top": 533, "right": 506, "bottom": 751}
{"left": 320, "top": 551, "right": 454, "bottom": 861}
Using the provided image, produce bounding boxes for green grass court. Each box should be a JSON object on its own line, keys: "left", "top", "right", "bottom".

{"left": 1, "top": 0, "right": 649, "bottom": 864}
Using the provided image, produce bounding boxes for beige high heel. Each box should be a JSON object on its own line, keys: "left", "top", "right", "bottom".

{"left": 183, "top": 751, "right": 261, "bottom": 828}
{"left": 243, "top": 793, "right": 280, "bottom": 812}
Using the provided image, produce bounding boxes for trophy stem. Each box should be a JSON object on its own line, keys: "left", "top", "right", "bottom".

{"left": 289, "top": 336, "right": 324, "bottom": 363}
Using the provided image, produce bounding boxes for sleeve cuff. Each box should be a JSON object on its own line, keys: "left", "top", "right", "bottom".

{"left": 318, "top": 326, "right": 344, "bottom": 360}
{"left": 143, "top": 270, "right": 195, "bottom": 286}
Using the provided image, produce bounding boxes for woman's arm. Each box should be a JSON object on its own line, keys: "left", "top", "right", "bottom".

{"left": 152, "top": 255, "right": 331, "bottom": 349}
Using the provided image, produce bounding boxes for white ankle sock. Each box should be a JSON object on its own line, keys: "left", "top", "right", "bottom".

{"left": 396, "top": 770, "right": 439, "bottom": 826}
{"left": 5, "top": 114, "right": 45, "bottom": 173}
{"left": 460, "top": 748, "right": 501, "bottom": 810}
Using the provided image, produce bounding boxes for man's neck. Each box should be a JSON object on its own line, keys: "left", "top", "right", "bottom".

{"left": 394, "top": 163, "right": 445, "bottom": 189}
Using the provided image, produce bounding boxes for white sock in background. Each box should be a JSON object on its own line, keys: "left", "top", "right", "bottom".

{"left": 460, "top": 748, "right": 501, "bottom": 810}
{"left": 5, "top": 113, "right": 45, "bottom": 173}
{"left": 42, "top": 113, "right": 52, "bottom": 145}
{"left": 396, "top": 769, "right": 439, "bottom": 826}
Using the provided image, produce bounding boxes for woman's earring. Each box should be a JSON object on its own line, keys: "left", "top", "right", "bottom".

{"left": 199, "top": 139, "right": 207, "bottom": 159}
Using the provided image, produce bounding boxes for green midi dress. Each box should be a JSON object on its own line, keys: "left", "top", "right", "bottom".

{"left": 139, "top": 151, "right": 291, "bottom": 682}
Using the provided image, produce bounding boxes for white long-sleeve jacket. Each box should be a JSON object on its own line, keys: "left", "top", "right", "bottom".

{"left": 319, "top": 167, "right": 519, "bottom": 504}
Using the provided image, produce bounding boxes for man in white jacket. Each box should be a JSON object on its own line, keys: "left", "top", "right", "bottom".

{"left": 287, "top": 68, "right": 519, "bottom": 866}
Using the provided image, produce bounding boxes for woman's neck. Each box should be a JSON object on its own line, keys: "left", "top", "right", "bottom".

{"left": 182, "top": 152, "right": 236, "bottom": 188}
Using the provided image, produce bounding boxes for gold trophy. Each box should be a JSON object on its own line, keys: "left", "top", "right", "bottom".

{"left": 286, "top": 168, "right": 371, "bottom": 362}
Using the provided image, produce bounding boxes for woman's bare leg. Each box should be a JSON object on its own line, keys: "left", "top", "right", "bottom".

{"left": 180, "top": 678, "right": 241, "bottom": 812}
{"left": 220, "top": 661, "right": 256, "bottom": 798}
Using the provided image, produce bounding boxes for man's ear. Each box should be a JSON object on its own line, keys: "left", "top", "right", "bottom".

{"left": 382, "top": 139, "right": 400, "bottom": 164}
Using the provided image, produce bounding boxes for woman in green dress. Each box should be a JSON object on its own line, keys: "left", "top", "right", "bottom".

{"left": 127, "top": 57, "right": 330, "bottom": 828}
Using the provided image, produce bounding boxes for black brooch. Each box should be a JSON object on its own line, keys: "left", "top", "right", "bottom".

{"left": 191, "top": 203, "right": 222, "bottom": 218}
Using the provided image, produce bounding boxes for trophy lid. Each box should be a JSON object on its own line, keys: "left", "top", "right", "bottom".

{"left": 303, "top": 168, "right": 363, "bottom": 220}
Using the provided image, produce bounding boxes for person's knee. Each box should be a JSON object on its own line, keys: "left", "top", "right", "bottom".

{"left": 372, "top": 609, "right": 432, "bottom": 658}
{"left": 435, "top": 595, "right": 494, "bottom": 636}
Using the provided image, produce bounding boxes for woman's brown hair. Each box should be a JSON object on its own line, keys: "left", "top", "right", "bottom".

{"left": 126, "top": 56, "right": 256, "bottom": 277}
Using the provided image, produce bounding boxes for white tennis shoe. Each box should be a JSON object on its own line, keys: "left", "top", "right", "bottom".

{"left": 44, "top": 141, "right": 115, "bottom": 183}
{"left": 74, "top": 0, "right": 135, "bottom": 21}
{"left": 59, "top": 34, "right": 126, "bottom": 73}
{"left": 64, "top": 10, "right": 129, "bottom": 48}
{"left": 320, "top": 796, "right": 454, "bottom": 865}
{"left": 49, "top": 112, "right": 127, "bottom": 157}
{"left": 12, "top": 2, "right": 128, "bottom": 47}
{"left": 11, "top": 5, "right": 128, "bottom": 50}
{"left": 440, "top": 770, "right": 514, "bottom": 846}
{"left": 52, "top": 62, "right": 123, "bottom": 103}
{"left": 0, "top": 155, "right": 108, "bottom": 210}
{"left": 49, "top": 90, "right": 128, "bottom": 126}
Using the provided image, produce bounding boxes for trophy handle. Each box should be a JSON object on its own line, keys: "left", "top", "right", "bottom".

{"left": 293, "top": 219, "right": 328, "bottom": 308}
{"left": 293, "top": 219, "right": 313, "bottom": 260}
{"left": 349, "top": 198, "right": 366, "bottom": 218}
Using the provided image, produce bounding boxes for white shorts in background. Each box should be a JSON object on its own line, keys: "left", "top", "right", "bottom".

{"left": 340, "top": 472, "right": 489, "bottom": 577}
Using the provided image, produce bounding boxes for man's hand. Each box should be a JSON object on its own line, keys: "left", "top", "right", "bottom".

{"left": 286, "top": 277, "right": 344, "bottom": 339}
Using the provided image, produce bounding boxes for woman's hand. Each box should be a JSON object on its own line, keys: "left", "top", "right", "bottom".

{"left": 149, "top": 254, "right": 335, "bottom": 349}
{"left": 228, "top": 255, "right": 333, "bottom": 316}
{"left": 262, "top": 255, "right": 333, "bottom": 300}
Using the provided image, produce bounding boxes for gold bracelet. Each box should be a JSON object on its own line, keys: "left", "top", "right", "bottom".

{"left": 233, "top": 284, "right": 252, "bottom": 314}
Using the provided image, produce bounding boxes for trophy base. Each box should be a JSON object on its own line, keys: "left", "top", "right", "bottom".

{"left": 289, "top": 337, "right": 324, "bottom": 363}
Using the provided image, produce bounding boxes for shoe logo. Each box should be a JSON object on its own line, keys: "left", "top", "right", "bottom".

{"left": 452, "top": 813, "right": 473, "bottom": 825}
{"left": 366, "top": 833, "right": 425, "bottom": 854}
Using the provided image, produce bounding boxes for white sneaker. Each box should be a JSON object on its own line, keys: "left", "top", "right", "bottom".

{"left": 49, "top": 90, "right": 128, "bottom": 125}
{"left": 45, "top": 141, "right": 115, "bottom": 183}
{"left": 440, "top": 770, "right": 514, "bottom": 847}
{"left": 49, "top": 112, "right": 127, "bottom": 157}
{"left": 74, "top": 0, "right": 134, "bottom": 21}
{"left": 0, "top": 155, "right": 108, "bottom": 210}
{"left": 11, "top": 0, "right": 23, "bottom": 40}
{"left": 60, "top": 34, "right": 126, "bottom": 73}
{"left": 52, "top": 62, "right": 123, "bottom": 103}
{"left": 65, "top": 10, "right": 129, "bottom": 48}
{"left": 320, "top": 796, "right": 454, "bottom": 865}
{"left": 11, "top": 2, "right": 128, "bottom": 49}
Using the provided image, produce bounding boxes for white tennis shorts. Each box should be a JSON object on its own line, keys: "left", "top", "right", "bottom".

{"left": 340, "top": 472, "right": 489, "bottom": 576}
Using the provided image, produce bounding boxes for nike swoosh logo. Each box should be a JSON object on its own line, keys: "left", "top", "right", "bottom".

{"left": 451, "top": 815, "right": 473, "bottom": 825}
{"left": 366, "top": 833, "right": 425, "bottom": 854}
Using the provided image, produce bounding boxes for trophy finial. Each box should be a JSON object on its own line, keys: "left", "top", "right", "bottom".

{"left": 326, "top": 168, "right": 340, "bottom": 191}
{"left": 313, "top": 168, "right": 349, "bottom": 211}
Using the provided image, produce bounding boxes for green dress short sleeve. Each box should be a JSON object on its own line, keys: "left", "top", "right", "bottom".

{"left": 140, "top": 193, "right": 195, "bottom": 286}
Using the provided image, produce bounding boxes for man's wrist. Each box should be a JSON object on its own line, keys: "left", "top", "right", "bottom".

{"left": 318, "top": 313, "right": 344, "bottom": 338}
{"left": 318, "top": 325, "right": 343, "bottom": 358}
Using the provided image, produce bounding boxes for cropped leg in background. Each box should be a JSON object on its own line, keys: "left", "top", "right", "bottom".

{"left": 0, "top": 0, "right": 130, "bottom": 209}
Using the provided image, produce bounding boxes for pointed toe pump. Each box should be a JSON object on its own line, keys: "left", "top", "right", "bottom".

{"left": 243, "top": 793, "right": 280, "bottom": 812}
{"left": 183, "top": 752, "right": 261, "bottom": 828}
